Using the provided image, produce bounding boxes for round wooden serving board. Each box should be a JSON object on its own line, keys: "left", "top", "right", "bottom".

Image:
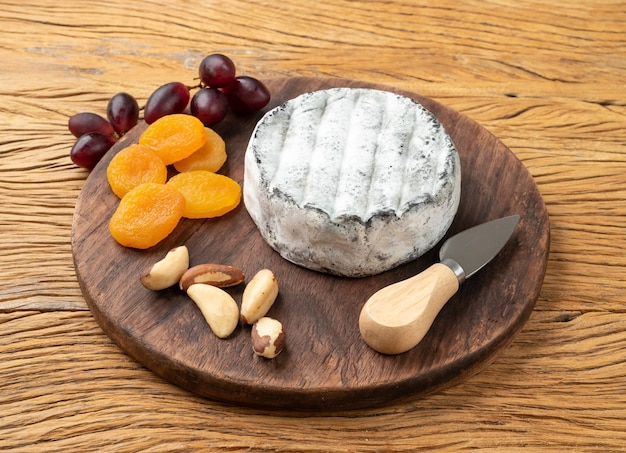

{"left": 72, "top": 77, "right": 550, "bottom": 410}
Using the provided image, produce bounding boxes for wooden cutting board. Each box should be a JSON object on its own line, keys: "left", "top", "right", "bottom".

{"left": 72, "top": 77, "right": 550, "bottom": 410}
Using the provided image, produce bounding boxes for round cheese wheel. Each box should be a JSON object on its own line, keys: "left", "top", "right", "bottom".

{"left": 244, "top": 87, "right": 461, "bottom": 277}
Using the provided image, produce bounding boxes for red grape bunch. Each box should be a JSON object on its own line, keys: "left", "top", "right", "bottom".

{"left": 68, "top": 53, "right": 271, "bottom": 169}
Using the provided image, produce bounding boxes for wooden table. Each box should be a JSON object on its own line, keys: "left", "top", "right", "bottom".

{"left": 1, "top": 1, "right": 624, "bottom": 450}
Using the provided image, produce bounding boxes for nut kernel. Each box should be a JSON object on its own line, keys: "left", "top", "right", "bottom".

{"left": 179, "top": 263, "right": 245, "bottom": 292}
{"left": 141, "top": 245, "right": 189, "bottom": 290}
{"left": 241, "top": 269, "right": 279, "bottom": 324}
{"left": 251, "top": 317, "right": 285, "bottom": 359}
{"left": 186, "top": 283, "right": 239, "bottom": 339}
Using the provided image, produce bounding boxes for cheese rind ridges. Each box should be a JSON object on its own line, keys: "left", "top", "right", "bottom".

{"left": 244, "top": 87, "right": 461, "bottom": 277}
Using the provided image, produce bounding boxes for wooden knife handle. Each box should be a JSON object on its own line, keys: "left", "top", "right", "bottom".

{"left": 358, "top": 263, "right": 460, "bottom": 355}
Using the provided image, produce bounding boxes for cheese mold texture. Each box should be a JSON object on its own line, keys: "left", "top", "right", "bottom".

{"left": 244, "top": 87, "right": 461, "bottom": 277}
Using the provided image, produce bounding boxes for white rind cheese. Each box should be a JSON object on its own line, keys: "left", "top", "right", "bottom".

{"left": 244, "top": 87, "right": 461, "bottom": 277}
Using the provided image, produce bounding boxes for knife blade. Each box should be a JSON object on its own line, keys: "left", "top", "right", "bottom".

{"left": 358, "top": 214, "right": 520, "bottom": 355}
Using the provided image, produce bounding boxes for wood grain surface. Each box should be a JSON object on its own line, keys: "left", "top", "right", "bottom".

{"left": 1, "top": 0, "right": 626, "bottom": 450}
{"left": 72, "top": 77, "right": 549, "bottom": 410}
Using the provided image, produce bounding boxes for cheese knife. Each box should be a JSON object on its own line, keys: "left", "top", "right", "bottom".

{"left": 359, "top": 214, "right": 520, "bottom": 355}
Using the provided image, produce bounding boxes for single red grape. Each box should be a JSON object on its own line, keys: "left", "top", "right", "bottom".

{"left": 70, "top": 132, "right": 117, "bottom": 169}
{"left": 107, "top": 93, "right": 139, "bottom": 136}
{"left": 144, "top": 82, "right": 190, "bottom": 124}
{"left": 190, "top": 88, "right": 229, "bottom": 126}
{"left": 222, "top": 76, "right": 271, "bottom": 114}
{"left": 68, "top": 112, "right": 116, "bottom": 138}
{"left": 199, "top": 54, "right": 236, "bottom": 88}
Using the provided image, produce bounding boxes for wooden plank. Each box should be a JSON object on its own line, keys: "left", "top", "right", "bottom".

{"left": 1, "top": 0, "right": 625, "bottom": 449}
{"left": 1, "top": 310, "right": 625, "bottom": 451}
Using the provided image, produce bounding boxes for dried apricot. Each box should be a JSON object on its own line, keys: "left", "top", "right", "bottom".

{"left": 109, "top": 183, "right": 185, "bottom": 249}
{"left": 139, "top": 114, "right": 208, "bottom": 165}
{"left": 173, "top": 127, "right": 227, "bottom": 173}
{"left": 106, "top": 144, "right": 167, "bottom": 198}
{"left": 166, "top": 170, "right": 240, "bottom": 219}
